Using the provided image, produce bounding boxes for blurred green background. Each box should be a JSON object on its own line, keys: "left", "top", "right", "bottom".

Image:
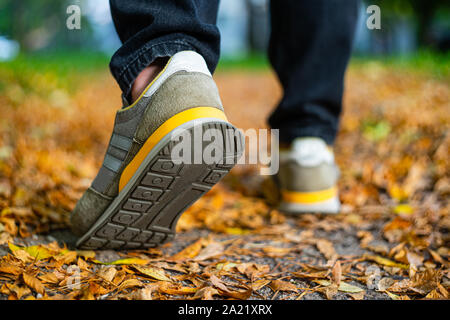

{"left": 0, "top": 0, "right": 449, "bottom": 82}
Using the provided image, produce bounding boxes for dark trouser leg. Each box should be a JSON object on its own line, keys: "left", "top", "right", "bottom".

{"left": 268, "top": 0, "right": 360, "bottom": 145}
{"left": 109, "top": 0, "right": 220, "bottom": 96}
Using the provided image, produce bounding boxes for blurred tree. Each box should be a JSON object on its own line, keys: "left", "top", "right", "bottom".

{"left": 0, "top": 0, "right": 93, "bottom": 52}
{"left": 370, "top": 0, "right": 450, "bottom": 49}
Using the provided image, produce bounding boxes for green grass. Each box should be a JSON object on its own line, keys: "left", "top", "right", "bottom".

{"left": 0, "top": 49, "right": 447, "bottom": 98}
{"left": 0, "top": 50, "right": 110, "bottom": 96}
{"left": 351, "top": 50, "right": 450, "bottom": 79}
{"left": 216, "top": 52, "right": 270, "bottom": 72}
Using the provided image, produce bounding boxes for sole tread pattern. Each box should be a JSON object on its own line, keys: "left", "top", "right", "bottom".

{"left": 78, "top": 121, "right": 244, "bottom": 249}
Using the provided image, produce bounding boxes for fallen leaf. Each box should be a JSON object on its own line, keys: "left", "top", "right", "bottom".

{"left": 170, "top": 238, "right": 206, "bottom": 261}
{"left": 0, "top": 263, "right": 22, "bottom": 275}
{"left": 8, "top": 243, "right": 54, "bottom": 260}
{"left": 316, "top": 239, "right": 337, "bottom": 260}
{"left": 76, "top": 250, "right": 96, "bottom": 259}
{"left": 364, "top": 254, "right": 409, "bottom": 269}
{"left": 133, "top": 265, "right": 171, "bottom": 281}
{"left": 6, "top": 283, "right": 31, "bottom": 299}
{"left": 193, "top": 286, "right": 219, "bottom": 300}
{"left": 93, "top": 258, "right": 148, "bottom": 265}
{"left": 117, "top": 278, "right": 143, "bottom": 291}
{"left": 97, "top": 267, "right": 117, "bottom": 283}
{"left": 158, "top": 282, "right": 198, "bottom": 295}
{"left": 22, "top": 273, "right": 45, "bottom": 294}
{"left": 193, "top": 241, "right": 224, "bottom": 261}
{"left": 331, "top": 261, "right": 342, "bottom": 287}
{"left": 315, "top": 280, "right": 364, "bottom": 293}
{"left": 251, "top": 279, "right": 271, "bottom": 291}
{"left": 269, "top": 280, "right": 298, "bottom": 293}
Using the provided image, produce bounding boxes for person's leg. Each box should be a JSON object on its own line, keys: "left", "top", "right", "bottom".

{"left": 268, "top": 0, "right": 360, "bottom": 145}
{"left": 71, "top": 1, "right": 246, "bottom": 249}
{"left": 109, "top": 0, "right": 221, "bottom": 100}
{"left": 269, "top": 0, "right": 359, "bottom": 214}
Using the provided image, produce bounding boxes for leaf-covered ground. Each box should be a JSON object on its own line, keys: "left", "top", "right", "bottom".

{"left": 0, "top": 59, "right": 448, "bottom": 300}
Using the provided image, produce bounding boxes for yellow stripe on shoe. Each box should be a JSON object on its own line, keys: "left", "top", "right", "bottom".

{"left": 118, "top": 106, "right": 228, "bottom": 192}
{"left": 281, "top": 186, "right": 338, "bottom": 204}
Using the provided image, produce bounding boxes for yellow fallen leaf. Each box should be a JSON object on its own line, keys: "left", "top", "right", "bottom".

{"left": 170, "top": 238, "right": 205, "bottom": 260}
{"left": 133, "top": 265, "right": 171, "bottom": 281}
{"left": 389, "top": 184, "right": 409, "bottom": 201}
{"left": 93, "top": 258, "right": 148, "bottom": 265}
{"left": 364, "top": 254, "right": 409, "bottom": 269}
{"left": 386, "top": 291, "right": 401, "bottom": 300}
{"left": 393, "top": 204, "right": 413, "bottom": 215}
{"left": 315, "top": 280, "right": 364, "bottom": 293}
{"left": 216, "top": 262, "right": 237, "bottom": 272}
{"left": 76, "top": 250, "right": 96, "bottom": 259}
{"left": 224, "top": 227, "right": 250, "bottom": 235}
{"left": 158, "top": 282, "right": 198, "bottom": 295}
{"left": 8, "top": 243, "right": 54, "bottom": 260}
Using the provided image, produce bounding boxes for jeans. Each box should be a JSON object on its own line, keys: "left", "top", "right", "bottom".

{"left": 109, "top": 0, "right": 360, "bottom": 145}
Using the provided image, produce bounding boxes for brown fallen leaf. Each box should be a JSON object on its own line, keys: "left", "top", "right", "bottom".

{"left": 194, "top": 241, "right": 224, "bottom": 261}
{"left": 22, "top": 273, "right": 45, "bottom": 295}
{"left": 209, "top": 274, "right": 252, "bottom": 299}
{"left": 6, "top": 283, "right": 31, "bottom": 299}
{"left": 0, "top": 263, "right": 22, "bottom": 276}
{"left": 158, "top": 282, "right": 198, "bottom": 295}
{"left": 251, "top": 279, "right": 271, "bottom": 291}
{"left": 269, "top": 280, "right": 298, "bottom": 293}
{"left": 262, "top": 246, "right": 291, "bottom": 258}
{"left": 54, "top": 251, "right": 77, "bottom": 264}
{"left": 348, "top": 291, "right": 365, "bottom": 300}
{"left": 291, "top": 271, "right": 328, "bottom": 280}
{"left": 117, "top": 278, "right": 144, "bottom": 291}
{"left": 130, "top": 285, "right": 154, "bottom": 300}
{"left": 331, "top": 260, "right": 342, "bottom": 287}
{"left": 97, "top": 266, "right": 117, "bottom": 283}
{"left": 235, "top": 263, "right": 270, "bottom": 279}
{"left": 316, "top": 239, "right": 337, "bottom": 260}
{"left": 38, "top": 272, "right": 60, "bottom": 284}
{"left": 193, "top": 286, "right": 219, "bottom": 300}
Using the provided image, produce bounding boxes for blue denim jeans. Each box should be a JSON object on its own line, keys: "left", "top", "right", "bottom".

{"left": 109, "top": 0, "right": 359, "bottom": 145}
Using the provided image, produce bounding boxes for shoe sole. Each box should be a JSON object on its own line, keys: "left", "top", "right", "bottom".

{"left": 279, "top": 196, "right": 341, "bottom": 214}
{"left": 76, "top": 113, "right": 244, "bottom": 250}
{"left": 279, "top": 187, "right": 340, "bottom": 214}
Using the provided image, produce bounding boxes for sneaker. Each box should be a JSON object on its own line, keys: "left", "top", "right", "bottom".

{"left": 276, "top": 137, "right": 340, "bottom": 214}
{"left": 70, "top": 51, "right": 244, "bottom": 249}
